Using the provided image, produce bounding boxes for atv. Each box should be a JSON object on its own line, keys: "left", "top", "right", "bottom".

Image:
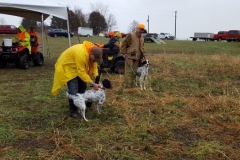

{"left": 0, "top": 37, "right": 44, "bottom": 69}
{"left": 100, "top": 51, "right": 125, "bottom": 74}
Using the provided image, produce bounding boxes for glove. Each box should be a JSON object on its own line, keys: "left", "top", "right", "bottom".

{"left": 95, "top": 43, "right": 102, "bottom": 47}
{"left": 99, "top": 44, "right": 104, "bottom": 48}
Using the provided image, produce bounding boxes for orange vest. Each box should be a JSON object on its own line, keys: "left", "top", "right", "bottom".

{"left": 29, "top": 31, "right": 39, "bottom": 44}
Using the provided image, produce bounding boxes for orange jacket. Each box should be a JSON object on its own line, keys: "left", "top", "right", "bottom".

{"left": 28, "top": 31, "right": 39, "bottom": 44}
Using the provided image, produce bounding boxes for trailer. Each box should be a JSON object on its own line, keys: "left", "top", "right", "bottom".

{"left": 78, "top": 27, "right": 93, "bottom": 37}
{"left": 190, "top": 32, "right": 214, "bottom": 41}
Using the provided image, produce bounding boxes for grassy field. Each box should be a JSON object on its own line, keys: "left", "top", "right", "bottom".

{"left": 1, "top": 34, "right": 240, "bottom": 159}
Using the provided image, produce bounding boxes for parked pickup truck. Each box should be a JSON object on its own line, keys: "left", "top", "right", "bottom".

{"left": 0, "top": 25, "right": 18, "bottom": 34}
{"left": 159, "top": 33, "right": 175, "bottom": 40}
{"left": 190, "top": 32, "right": 214, "bottom": 41}
{"left": 213, "top": 31, "right": 228, "bottom": 41}
{"left": 226, "top": 30, "right": 240, "bottom": 42}
{"left": 141, "top": 30, "right": 158, "bottom": 42}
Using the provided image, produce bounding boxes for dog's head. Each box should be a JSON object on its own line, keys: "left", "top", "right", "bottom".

{"left": 140, "top": 59, "right": 150, "bottom": 67}
{"left": 101, "top": 79, "right": 112, "bottom": 89}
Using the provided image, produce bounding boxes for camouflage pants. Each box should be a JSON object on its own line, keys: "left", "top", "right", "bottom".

{"left": 124, "top": 59, "right": 139, "bottom": 87}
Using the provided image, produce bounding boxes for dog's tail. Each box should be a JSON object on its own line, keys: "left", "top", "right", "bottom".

{"left": 66, "top": 92, "right": 76, "bottom": 100}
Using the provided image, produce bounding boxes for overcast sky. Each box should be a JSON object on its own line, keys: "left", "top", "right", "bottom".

{"left": 1, "top": 0, "right": 240, "bottom": 40}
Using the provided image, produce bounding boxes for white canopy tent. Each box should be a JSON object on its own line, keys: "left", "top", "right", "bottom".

{"left": 0, "top": 0, "right": 71, "bottom": 54}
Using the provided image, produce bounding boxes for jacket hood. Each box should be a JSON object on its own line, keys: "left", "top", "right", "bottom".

{"left": 18, "top": 25, "right": 25, "bottom": 32}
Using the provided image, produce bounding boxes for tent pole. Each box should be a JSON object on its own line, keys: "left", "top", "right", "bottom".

{"left": 41, "top": 14, "right": 44, "bottom": 55}
{"left": 66, "top": 14, "right": 71, "bottom": 47}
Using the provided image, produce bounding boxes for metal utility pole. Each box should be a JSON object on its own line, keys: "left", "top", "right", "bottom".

{"left": 147, "top": 15, "right": 149, "bottom": 33}
{"left": 175, "top": 11, "right": 177, "bottom": 39}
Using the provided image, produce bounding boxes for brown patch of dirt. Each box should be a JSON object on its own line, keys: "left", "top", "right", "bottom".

{"left": 173, "top": 125, "right": 200, "bottom": 146}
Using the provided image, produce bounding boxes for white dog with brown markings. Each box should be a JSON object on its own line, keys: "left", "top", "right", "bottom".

{"left": 136, "top": 59, "right": 150, "bottom": 90}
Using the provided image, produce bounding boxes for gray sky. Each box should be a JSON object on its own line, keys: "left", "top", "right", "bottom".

{"left": 1, "top": 0, "right": 240, "bottom": 40}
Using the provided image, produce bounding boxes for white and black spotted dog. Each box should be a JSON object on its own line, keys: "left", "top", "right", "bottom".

{"left": 66, "top": 79, "right": 112, "bottom": 121}
{"left": 136, "top": 59, "right": 150, "bottom": 90}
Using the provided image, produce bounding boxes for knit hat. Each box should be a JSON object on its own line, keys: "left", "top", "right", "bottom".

{"left": 91, "top": 46, "right": 103, "bottom": 64}
{"left": 137, "top": 24, "right": 145, "bottom": 29}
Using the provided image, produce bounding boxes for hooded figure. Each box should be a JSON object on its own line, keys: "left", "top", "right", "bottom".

{"left": 15, "top": 25, "right": 31, "bottom": 53}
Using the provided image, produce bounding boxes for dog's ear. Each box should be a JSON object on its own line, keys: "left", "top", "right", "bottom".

{"left": 142, "top": 60, "right": 147, "bottom": 65}
{"left": 102, "top": 79, "right": 112, "bottom": 89}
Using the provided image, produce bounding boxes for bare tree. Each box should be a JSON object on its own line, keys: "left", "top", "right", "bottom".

{"left": 0, "top": 17, "right": 6, "bottom": 25}
{"left": 90, "top": 2, "right": 108, "bottom": 17}
{"left": 106, "top": 13, "right": 117, "bottom": 32}
{"left": 128, "top": 20, "right": 139, "bottom": 33}
{"left": 74, "top": 7, "right": 87, "bottom": 27}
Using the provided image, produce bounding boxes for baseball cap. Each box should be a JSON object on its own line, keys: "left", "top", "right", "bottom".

{"left": 137, "top": 24, "right": 145, "bottom": 29}
{"left": 91, "top": 47, "right": 103, "bottom": 64}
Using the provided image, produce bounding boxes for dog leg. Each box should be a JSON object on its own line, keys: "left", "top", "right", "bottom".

{"left": 97, "top": 103, "right": 103, "bottom": 114}
{"left": 143, "top": 76, "right": 147, "bottom": 90}
{"left": 139, "top": 76, "right": 143, "bottom": 90}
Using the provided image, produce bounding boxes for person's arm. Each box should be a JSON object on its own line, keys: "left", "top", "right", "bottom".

{"left": 103, "top": 39, "right": 113, "bottom": 48}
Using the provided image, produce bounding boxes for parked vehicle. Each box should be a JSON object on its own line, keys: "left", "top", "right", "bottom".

{"left": 213, "top": 31, "right": 228, "bottom": 41}
{"left": 0, "top": 25, "right": 18, "bottom": 34}
{"left": 100, "top": 52, "right": 125, "bottom": 74}
{"left": 47, "top": 28, "right": 74, "bottom": 37}
{"left": 159, "top": 33, "right": 175, "bottom": 40}
{"left": 78, "top": 27, "right": 93, "bottom": 37}
{"left": 140, "top": 29, "right": 158, "bottom": 42}
{"left": 190, "top": 32, "right": 214, "bottom": 41}
{"left": 226, "top": 30, "right": 240, "bottom": 42}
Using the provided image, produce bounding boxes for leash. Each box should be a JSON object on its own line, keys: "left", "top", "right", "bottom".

{"left": 125, "top": 55, "right": 137, "bottom": 75}
{"left": 98, "top": 86, "right": 106, "bottom": 90}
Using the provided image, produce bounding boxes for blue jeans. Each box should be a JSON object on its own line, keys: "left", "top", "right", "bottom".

{"left": 67, "top": 76, "right": 87, "bottom": 110}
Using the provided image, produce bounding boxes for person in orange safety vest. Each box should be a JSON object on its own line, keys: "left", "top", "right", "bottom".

{"left": 15, "top": 25, "right": 31, "bottom": 53}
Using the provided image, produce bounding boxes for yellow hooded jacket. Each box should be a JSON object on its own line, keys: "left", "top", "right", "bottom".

{"left": 51, "top": 41, "right": 98, "bottom": 96}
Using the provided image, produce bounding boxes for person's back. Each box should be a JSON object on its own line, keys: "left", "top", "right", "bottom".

{"left": 28, "top": 26, "right": 39, "bottom": 44}
{"left": 103, "top": 31, "right": 120, "bottom": 53}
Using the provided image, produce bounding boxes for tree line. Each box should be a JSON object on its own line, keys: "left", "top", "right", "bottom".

{"left": 20, "top": 3, "right": 117, "bottom": 35}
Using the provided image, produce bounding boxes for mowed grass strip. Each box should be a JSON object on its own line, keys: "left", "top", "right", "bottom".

{"left": 0, "top": 34, "right": 240, "bottom": 159}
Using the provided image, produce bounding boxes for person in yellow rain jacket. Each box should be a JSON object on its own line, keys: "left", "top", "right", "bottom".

{"left": 51, "top": 41, "right": 103, "bottom": 118}
{"left": 15, "top": 25, "right": 31, "bottom": 53}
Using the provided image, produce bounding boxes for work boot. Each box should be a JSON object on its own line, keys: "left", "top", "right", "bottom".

{"left": 69, "top": 104, "right": 82, "bottom": 119}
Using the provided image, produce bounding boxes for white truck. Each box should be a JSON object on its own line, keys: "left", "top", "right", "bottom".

{"left": 190, "top": 32, "right": 214, "bottom": 41}
{"left": 78, "top": 27, "right": 93, "bottom": 37}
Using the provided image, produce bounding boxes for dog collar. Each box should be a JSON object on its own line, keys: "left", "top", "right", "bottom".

{"left": 98, "top": 86, "right": 106, "bottom": 90}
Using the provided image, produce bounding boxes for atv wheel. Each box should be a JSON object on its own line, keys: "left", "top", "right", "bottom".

{"left": 19, "top": 54, "right": 29, "bottom": 69}
{"left": 33, "top": 52, "right": 44, "bottom": 66}
{"left": 112, "top": 60, "right": 125, "bottom": 74}
{"left": 0, "top": 56, "right": 7, "bottom": 68}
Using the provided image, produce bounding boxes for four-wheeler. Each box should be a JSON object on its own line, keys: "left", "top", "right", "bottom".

{"left": 0, "top": 37, "right": 44, "bottom": 69}
{"left": 100, "top": 51, "right": 125, "bottom": 74}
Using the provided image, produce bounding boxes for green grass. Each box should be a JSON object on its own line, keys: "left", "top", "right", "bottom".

{"left": 1, "top": 34, "right": 240, "bottom": 159}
